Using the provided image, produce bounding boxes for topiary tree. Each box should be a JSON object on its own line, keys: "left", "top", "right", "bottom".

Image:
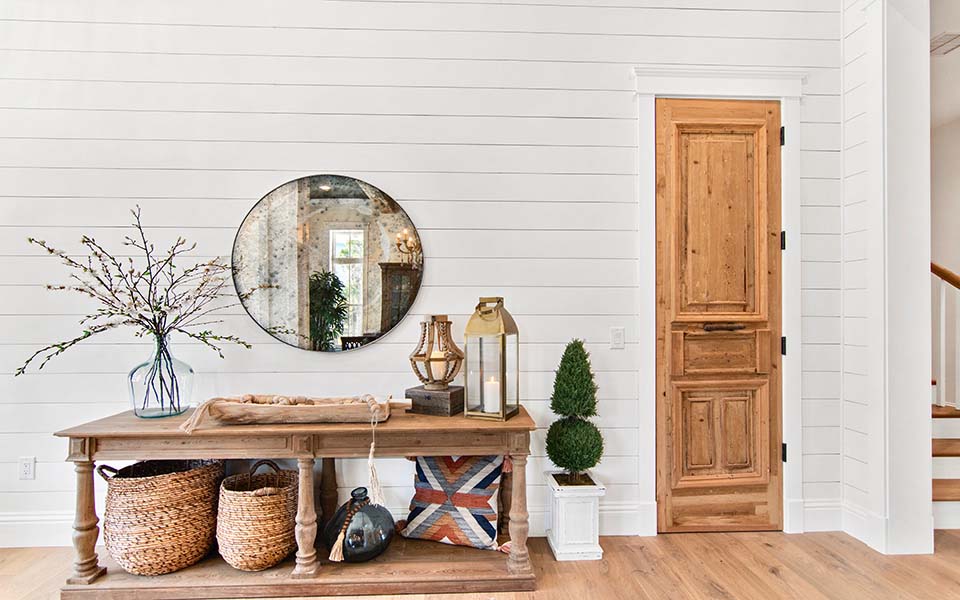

{"left": 545, "top": 339, "right": 604, "bottom": 484}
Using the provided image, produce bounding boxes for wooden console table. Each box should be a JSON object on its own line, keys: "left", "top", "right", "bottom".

{"left": 54, "top": 405, "right": 536, "bottom": 599}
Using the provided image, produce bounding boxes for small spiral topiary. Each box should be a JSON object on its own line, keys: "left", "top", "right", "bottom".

{"left": 546, "top": 340, "right": 604, "bottom": 484}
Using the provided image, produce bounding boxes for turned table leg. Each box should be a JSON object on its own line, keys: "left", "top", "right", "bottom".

{"left": 292, "top": 457, "right": 319, "bottom": 578}
{"left": 499, "top": 460, "right": 512, "bottom": 535}
{"left": 67, "top": 461, "right": 106, "bottom": 585}
{"left": 507, "top": 453, "right": 532, "bottom": 574}
{"left": 319, "top": 457, "right": 338, "bottom": 527}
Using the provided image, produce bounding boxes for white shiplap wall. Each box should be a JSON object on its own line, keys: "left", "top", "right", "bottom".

{"left": 0, "top": 0, "right": 842, "bottom": 545}
{"left": 840, "top": 0, "right": 885, "bottom": 546}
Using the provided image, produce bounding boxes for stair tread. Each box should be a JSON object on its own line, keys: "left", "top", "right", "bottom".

{"left": 934, "top": 479, "right": 960, "bottom": 501}
{"left": 933, "top": 439, "right": 960, "bottom": 456}
{"left": 933, "top": 406, "right": 960, "bottom": 418}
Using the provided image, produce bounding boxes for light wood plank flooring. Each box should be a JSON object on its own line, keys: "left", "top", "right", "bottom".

{"left": 4, "top": 532, "right": 960, "bottom": 600}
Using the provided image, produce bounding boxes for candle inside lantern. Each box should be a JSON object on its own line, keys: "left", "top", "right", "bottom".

{"left": 483, "top": 375, "right": 501, "bottom": 414}
{"left": 428, "top": 350, "right": 445, "bottom": 381}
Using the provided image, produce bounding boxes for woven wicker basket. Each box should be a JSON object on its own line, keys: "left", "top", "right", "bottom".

{"left": 217, "top": 460, "right": 299, "bottom": 571}
{"left": 97, "top": 460, "right": 224, "bottom": 576}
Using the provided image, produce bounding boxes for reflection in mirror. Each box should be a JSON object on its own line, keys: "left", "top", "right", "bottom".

{"left": 233, "top": 174, "right": 423, "bottom": 352}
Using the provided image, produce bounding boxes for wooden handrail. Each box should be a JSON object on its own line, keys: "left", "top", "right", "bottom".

{"left": 932, "top": 262, "right": 960, "bottom": 291}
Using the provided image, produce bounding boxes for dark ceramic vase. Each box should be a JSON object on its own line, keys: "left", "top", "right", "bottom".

{"left": 322, "top": 487, "right": 395, "bottom": 563}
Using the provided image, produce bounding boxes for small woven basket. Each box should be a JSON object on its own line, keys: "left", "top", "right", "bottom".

{"left": 217, "top": 459, "right": 299, "bottom": 572}
{"left": 98, "top": 460, "right": 224, "bottom": 576}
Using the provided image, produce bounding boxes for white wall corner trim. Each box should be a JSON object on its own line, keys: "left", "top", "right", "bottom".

{"left": 634, "top": 64, "right": 806, "bottom": 535}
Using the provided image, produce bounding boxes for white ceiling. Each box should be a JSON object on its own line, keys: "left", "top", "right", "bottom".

{"left": 932, "top": 0, "right": 960, "bottom": 128}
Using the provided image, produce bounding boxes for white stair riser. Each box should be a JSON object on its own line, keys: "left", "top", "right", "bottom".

{"left": 934, "top": 501, "right": 960, "bottom": 529}
{"left": 933, "top": 457, "right": 960, "bottom": 478}
{"left": 933, "top": 419, "right": 960, "bottom": 438}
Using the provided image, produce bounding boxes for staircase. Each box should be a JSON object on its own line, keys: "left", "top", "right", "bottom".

{"left": 932, "top": 263, "right": 960, "bottom": 526}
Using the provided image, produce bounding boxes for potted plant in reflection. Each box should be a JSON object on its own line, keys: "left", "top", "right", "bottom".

{"left": 308, "top": 270, "right": 348, "bottom": 351}
{"left": 545, "top": 339, "right": 606, "bottom": 561}
{"left": 15, "top": 208, "right": 262, "bottom": 418}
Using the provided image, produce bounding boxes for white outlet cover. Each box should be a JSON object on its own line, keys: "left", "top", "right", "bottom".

{"left": 610, "top": 327, "right": 625, "bottom": 350}
{"left": 18, "top": 456, "right": 35, "bottom": 480}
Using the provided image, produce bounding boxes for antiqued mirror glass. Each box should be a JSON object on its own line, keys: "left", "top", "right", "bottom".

{"left": 233, "top": 174, "right": 423, "bottom": 352}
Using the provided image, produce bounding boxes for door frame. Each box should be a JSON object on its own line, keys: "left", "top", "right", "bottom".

{"left": 634, "top": 65, "right": 806, "bottom": 535}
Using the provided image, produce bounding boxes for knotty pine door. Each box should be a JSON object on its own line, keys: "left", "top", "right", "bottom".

{"left": 655, "top": 98, "right": 782, "bottom": 532}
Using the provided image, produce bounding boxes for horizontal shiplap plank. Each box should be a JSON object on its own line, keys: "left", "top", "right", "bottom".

{"left": 1, "top": 365, "right": 641, "bottom": 404}
{"left": 0, "top": 51, "right": 842, "bottom": 96}
{"left": 0, "top": 338, "right": 642, "bottom": 375}
{"left": 0, "top": 80, "right": 637, "bottom": 120}
{"left": 1, "top": 0, "right": 842, "bottom": 18}
{"left": 1, "top": 197, "right": 640, "bottom": 231}
{"left": 0, "top": 227, "right": 640, "bottom": 258}
{"left": 0, "top": 110, "right": 640, "bottom": 147}
{"left": 0, "top": 283, "right": 641, "bottom": 317}
{"left": 0, "top": 311, "right": 639, "bottom": 345}
{"left": 0, "top": 138, "right": 637, "bottom": 174}
{"left": 0, "top": 255, "right": 640, "bottom": 288}
{"left": 801, "top": 344, "right": 841, "bottom": 371}
{"left": 0, "top": 169, "right": 638, "bottom": 202}
{"left": 0, "top": 21, "right": 841, "bottom": 67}
{"left": 0, "top": 1, "right": 840, "bottom": 39}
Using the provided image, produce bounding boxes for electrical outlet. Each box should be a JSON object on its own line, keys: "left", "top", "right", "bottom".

{"left": 18, "top": 456, "right": 35, "bottom": 480}
{"left": 610, "top": 327, "right": 625, "bottom": 350}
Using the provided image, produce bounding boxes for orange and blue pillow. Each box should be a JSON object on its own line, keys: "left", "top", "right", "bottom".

{"left": 399, "top": 455, "right": 502, "bottom": 550}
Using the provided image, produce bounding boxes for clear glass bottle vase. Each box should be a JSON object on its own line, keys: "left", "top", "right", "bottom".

{"left": 128, "top": 334, "right": 194, "bottom": 418}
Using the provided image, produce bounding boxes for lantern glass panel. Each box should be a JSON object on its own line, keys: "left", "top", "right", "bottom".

{"left": 466, "top": 335, "right": 504, "bottom": 415}
{"left": 505, "top": 332, "right": 519, "bottom": 414}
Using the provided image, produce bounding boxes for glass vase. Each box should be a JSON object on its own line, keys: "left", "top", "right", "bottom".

{"left": 128, "top": 334, "right": 194, "bottom": 418}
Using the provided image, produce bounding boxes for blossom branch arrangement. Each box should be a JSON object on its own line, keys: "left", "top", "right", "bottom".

{"left": 16, "top": 207, "right": 265, "bottom": 415}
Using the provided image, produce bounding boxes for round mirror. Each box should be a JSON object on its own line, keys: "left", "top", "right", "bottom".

{"left": 233, "top": 174, "right": 423, "bottom": 352}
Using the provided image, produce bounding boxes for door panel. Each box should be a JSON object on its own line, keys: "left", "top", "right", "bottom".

{"left": 656, "top": 98, "right": 782, "bottom": 532}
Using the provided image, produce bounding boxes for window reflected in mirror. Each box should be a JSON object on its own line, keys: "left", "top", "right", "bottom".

{"left": 233, "top": 174, "right": 423, "bottom": 352}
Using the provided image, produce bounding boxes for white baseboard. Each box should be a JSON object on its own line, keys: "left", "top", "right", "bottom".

{"left": 842, "top": 503, "right": 886, "bottom": 552}
{"left": 0, "top": 511, "right": 74, "bottom": 548}
{"left": 802, "top": 500, "right": 841, "bottom": 532}
{"left": 784, "top": 498, "right": 805, "bottom": 533}
{"left": 0, "top": 502, "right": 651, "bottom": 548}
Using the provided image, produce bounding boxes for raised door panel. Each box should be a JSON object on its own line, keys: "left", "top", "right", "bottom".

{"left": 675, "top": 125, "right": 768, "bottom": 321}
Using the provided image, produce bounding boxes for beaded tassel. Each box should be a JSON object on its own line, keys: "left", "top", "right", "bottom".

{"left": 328, "top": 498, "right": 367, "bottom": 563}
{"left": 367, "top": 396, "right": 387, "bottom": 506}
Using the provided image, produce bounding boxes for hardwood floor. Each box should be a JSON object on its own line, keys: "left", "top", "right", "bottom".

{"left": 4, "top": 532, "right": 960, "bottom": 600}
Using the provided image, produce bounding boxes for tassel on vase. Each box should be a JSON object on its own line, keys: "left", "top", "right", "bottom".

{"left": 367, "top": 395, "right": 387, "bottom": 506}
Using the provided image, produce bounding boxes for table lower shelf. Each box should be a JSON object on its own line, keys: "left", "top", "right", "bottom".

{"left": 60, "top": 537, "right": 536, "bottom": 599}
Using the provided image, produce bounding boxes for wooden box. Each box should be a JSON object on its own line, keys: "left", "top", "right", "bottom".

{"left": 405, "top": 385, "right": 464, "bottom": 417}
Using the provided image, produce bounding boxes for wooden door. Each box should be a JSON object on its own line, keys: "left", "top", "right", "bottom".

{"left": 655, "top": 98, "right": 782, "bottom": 532}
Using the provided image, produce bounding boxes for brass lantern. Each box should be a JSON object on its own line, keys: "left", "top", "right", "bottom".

{"left": 409, "top": 315, "right": 463, "bottom": 390}
{"left": 464, "top": 297, "right": 519, "bottom": 420}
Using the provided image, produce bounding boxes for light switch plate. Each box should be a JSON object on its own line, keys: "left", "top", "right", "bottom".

{"left": 610, "top": 327, "right": 625, "bottom": 350}
{"left": 18, "top": 456, "right": 35, "bottom": 480}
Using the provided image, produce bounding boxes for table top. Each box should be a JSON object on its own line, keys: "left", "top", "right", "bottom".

{"left": 55, "top": 403, "right": 536, "bottom": 439}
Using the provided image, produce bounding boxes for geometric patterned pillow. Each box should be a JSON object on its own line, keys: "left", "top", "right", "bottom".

{"left": 399, "top": 455, "right": 502, "bottom": 550}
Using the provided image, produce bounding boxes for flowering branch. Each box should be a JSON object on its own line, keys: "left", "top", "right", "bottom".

{"left": 17, "top": 207, "right": 260, "bottom": 377}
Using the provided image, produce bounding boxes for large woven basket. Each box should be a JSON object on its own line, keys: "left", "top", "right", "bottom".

{"left": 97, "top": 460, "right": 224, "bottom": 576}
{"left": 217, "top": 460, "right": 299, "bottom": 571}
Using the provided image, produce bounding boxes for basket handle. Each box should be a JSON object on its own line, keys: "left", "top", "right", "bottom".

{"left": 249, "top": 459, "right": 282, "bottom": 476}
{"left": 96, "top": 465, "right": 119, "bottom": 481}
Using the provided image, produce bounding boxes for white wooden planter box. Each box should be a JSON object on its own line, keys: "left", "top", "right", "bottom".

{"left": 546, "top": 471, "right": 605, "bottom": 561}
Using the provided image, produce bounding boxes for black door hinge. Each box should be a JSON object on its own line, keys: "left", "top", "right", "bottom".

{"left": 782, "top": 443, "right": 787, "bottom": 462}
{"left": 780, "top": 126, "right": 785, "bottom": 146}
{"left": 781, "top": 336, "right": 787, "bottom": 356}
{"left": 780, "top": 230, "right": 786, "bottom": 250}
